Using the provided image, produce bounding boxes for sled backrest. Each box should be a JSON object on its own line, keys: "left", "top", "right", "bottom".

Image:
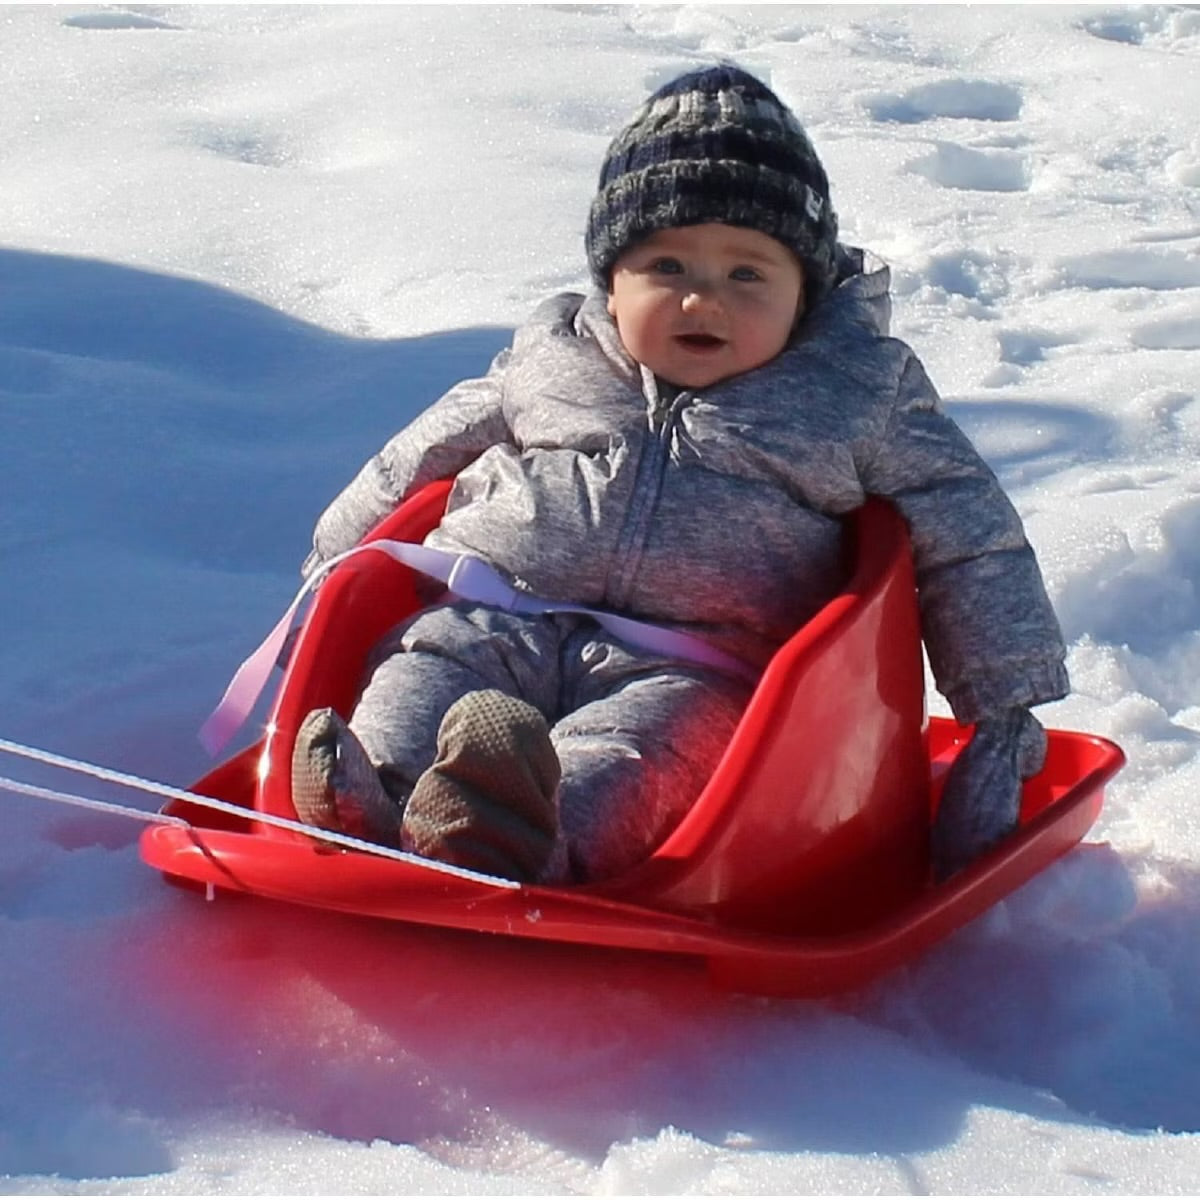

{"left": 589, "top": 498, "right": 930, "bottom": 935}
{"left": 257, "top": 480, "right": 930, "bottom": 936}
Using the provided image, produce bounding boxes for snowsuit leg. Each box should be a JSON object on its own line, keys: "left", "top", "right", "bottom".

{"left": 552, "top": 628, "right": 752, "bottom": 881}
{"left": 349, "top": 602, "right": 751, "bottom": 881}
{"left": 348, "top": 601, "right": 564, "bottom": 804}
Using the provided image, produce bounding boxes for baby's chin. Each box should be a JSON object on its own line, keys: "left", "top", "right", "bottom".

{"left": 659, "top": 368, "right": 737, "bottom": 389}
{"left": 654, "top": 354, "right": 771, "bottom": 390}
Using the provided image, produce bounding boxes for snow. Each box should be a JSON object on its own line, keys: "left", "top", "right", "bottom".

{"left": 2, "top": 2, "right": 1200, "bottom": 1193}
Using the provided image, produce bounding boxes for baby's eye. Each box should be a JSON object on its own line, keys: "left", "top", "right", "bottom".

{"left": 730, "top": 265, "right": 763, "bottom": 282}
{"left": 649, "top": 257, "right": 684, "bottom": 275}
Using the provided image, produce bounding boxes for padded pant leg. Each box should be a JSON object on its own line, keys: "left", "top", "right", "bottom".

{"left": 351, "top": 602, "right": 751, "bottom": 882}
{"left": 552, "top": 631, "right": 751, "bottom": 882}
{"left": 349, "top": 601, "right": 562, "bottom": 804}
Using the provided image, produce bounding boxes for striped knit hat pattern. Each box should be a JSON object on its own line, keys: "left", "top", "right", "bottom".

{"left": 586, "top": 66, "right": 839, "bottom": 307}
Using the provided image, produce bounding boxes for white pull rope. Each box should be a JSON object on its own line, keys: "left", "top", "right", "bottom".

{"left": 0, "top": 774, "right": 190, "bottom": 827}
{"left": 0, "top": 735, "right": 519, "bottom": 887}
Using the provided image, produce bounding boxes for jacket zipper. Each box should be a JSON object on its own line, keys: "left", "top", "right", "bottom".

{"left": 606, "top": 378, "right": 694, "bottom": 610}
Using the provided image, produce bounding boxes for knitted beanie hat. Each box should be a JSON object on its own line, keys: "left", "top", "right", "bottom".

{"left": 586, "top": 65, "right": 840, "bottom": 306}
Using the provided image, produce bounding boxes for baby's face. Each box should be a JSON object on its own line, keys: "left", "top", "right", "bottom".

{"left": 606, "top": 223, "right": 805, "bottom": 390}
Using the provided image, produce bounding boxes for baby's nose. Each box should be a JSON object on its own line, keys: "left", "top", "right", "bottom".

{"left": 681, "top": 286, "right": 720, "bottom": 313}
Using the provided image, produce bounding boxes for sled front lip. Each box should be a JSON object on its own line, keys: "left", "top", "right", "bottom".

{"left": 140, "top": 727, "right": 1123, "bottom": 997}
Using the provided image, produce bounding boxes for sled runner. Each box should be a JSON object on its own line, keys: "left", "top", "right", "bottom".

{"left": 140, "top": 480, "right": 1124, "bottom": 996}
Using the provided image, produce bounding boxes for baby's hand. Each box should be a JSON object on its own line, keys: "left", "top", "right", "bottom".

{"left": 930, "top": 708, "right": 1047, "bottom": 882}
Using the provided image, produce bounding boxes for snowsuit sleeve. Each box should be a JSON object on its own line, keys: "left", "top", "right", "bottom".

{"left": 305, "top": 349, "right": 512, "bottom": 573}
{"left": 860, "top": 350, "right": 1069, "bottom": 724}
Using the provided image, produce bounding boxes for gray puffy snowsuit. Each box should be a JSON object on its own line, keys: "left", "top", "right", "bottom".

{"left": 305, "top": 248, "right": 1068, "bottom": 881}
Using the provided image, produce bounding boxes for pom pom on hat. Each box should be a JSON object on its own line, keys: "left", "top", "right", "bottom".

{"left": 586, "top": 65, "right": 839, "bottom": 307}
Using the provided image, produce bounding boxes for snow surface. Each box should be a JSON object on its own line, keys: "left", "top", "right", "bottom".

{"left": 3, "top": 2, "right": 1200, "bottom": 1194}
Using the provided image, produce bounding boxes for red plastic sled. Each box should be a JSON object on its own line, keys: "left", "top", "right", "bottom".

{"left": 140, "top": 481, "right": 1124, "bottom": 995}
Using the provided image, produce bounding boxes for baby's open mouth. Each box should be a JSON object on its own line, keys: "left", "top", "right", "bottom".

{"left": 676, "top": 333, "right": 725, "bottom": 350}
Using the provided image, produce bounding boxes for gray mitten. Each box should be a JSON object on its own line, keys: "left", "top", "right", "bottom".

{"left": 931, "top": 707, "right": 1047, "bottom": 882}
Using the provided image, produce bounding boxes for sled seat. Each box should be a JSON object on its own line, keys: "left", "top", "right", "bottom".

{"left": 254, "top": 480, "right": 930, "bottom": 935}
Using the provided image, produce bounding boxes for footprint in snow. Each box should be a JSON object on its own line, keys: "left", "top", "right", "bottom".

{"left": 62, "top": 7, "right": 181, "bottom": 31}
{"left": 996, "top": 328, "right": 1079, "bottom": 368}
{"left": 863, "top": 77, "right": 1022, "bottom": 124}
{"left": 981, "top": 329, "right": 1083, "bottom": 388}
{"left": 924, "top": 248, "right": 1015, "bottom": 305}
{"left": 1079, "top": 5, "right": 1200, "bottom": 51}
{"left": 184, "top": 121, "right": 294, "bottom": 169}
{"left": 907, "top": 141, "right": 1031, "bottom": 193}
{"left": 864, "top": 78, "right": 1032, "bottom": 195}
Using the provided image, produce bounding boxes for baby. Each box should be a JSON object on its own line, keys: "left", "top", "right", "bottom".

{"left": 292, "top": 65, "right": 1067, "bottom": 885}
